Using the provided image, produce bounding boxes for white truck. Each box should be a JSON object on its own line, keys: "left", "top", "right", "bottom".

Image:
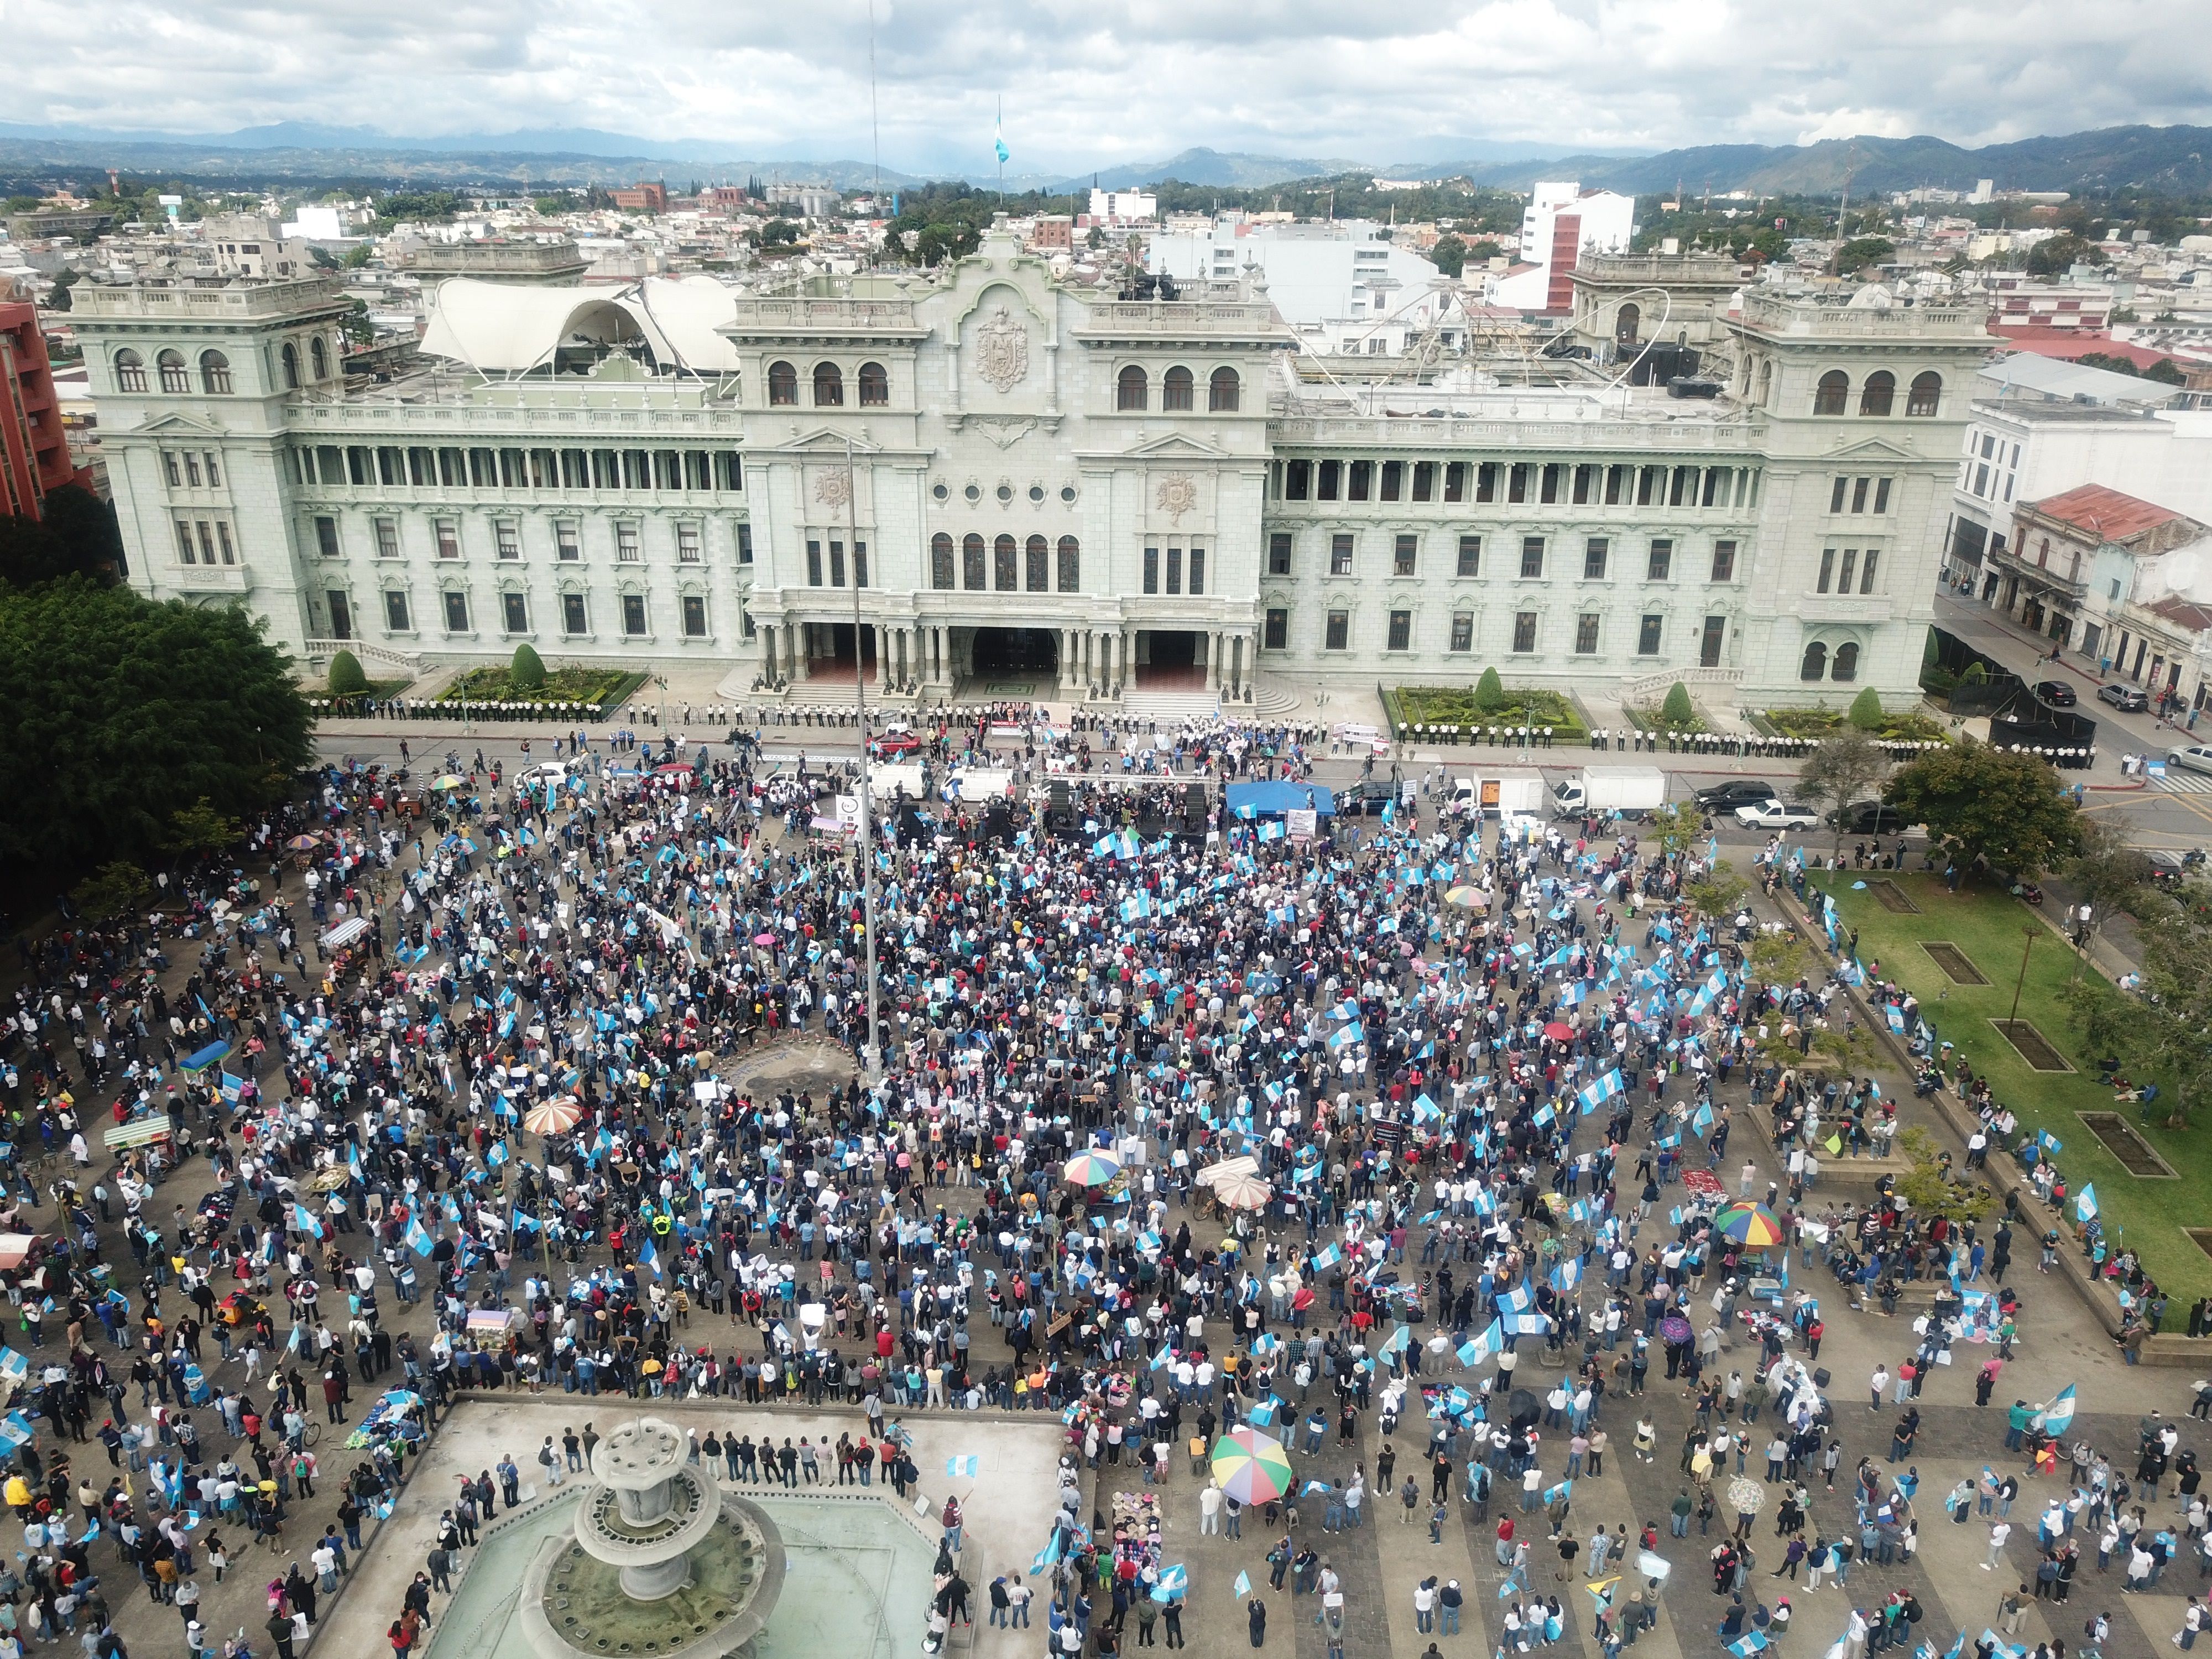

{"left": 1550, "top": 766, "right": 1668, "bottom": 817}
{"left": 1449, "top": 771, "right": 1547, "bottom": 819}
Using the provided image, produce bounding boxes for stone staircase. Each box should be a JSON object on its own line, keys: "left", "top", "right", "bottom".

{"left": 1120, "top": 686, "right": 1221, "bottom": 725}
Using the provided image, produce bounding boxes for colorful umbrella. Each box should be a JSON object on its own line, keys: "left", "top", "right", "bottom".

{"left": 1443, "top": 885, "right": 1488, "bottom": 910}
{"left": 285, "top": 834, "right": 321, "bottom": 852}
{"left": 1062, "top": 1150, "right": 1121, "bottom": 1188}
{"left": 1211, "top": 1169, "right": 1274, "bottom": 1210}
{"left": 1542, "top": 1021, "right": 1575, "bottom": 1042}
{"left": 432, "top": 774, "right": 468, "bottom": 790}
{"left": 1713, "top": 1203, "right": 1787, "bottom": 1248}
{"left": 1211, "top": 1427, "right": 1295, "bottom": 1505}
{"left": 525, "top": 1099, "right": 585, "bottom": 1136}
{"left": 1657, "top": 1314, "right": 1694, "bottom": 1345}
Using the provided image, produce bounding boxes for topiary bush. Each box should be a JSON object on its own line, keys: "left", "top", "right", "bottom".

{"left": 327, "top": 650, "right": 367, "bottom": 695}
{"left": 1661, "top": 682, "right": 1695, "bottom": 727}
{"left": 510, "top": 642, "right": 547, "bottom": 692}
{"left": 1848, "top": 687, "right": 1884, "bottom": 729}
{"left": 1474, "top": 666, "right": 1505, "bottom": 713}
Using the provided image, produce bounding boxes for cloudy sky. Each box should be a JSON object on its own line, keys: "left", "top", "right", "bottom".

{"left": 8, "top": 0, "right": 2210, "bottom": 169}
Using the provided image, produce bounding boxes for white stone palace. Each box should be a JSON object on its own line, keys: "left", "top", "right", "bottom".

{"left": 72, "top": 227, "right": 1992, "bottom": 707}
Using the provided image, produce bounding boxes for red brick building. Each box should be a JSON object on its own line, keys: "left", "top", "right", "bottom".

{"left": 610, "top": 181, "right": 670, "bottom": 212}
{"left": 0, "top": 301, "right": 82, "bottom": 519}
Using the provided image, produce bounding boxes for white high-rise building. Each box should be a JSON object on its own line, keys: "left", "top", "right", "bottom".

{"left": 1489, "top": 181, "right": 1639, "bottom": 314}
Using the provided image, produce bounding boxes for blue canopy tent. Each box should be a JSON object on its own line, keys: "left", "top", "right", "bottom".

{"left": 181, "top": 1041, "right": 231, "bottom": 1074}
{"left": 1225, "top": 781, "right": 1337, "bottom": 820}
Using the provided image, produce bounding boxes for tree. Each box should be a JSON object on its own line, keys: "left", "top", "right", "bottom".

{"left": 1646, "top": 802, "right": 1699, "bottom": 859}
{"left": 1835, "top": 236, "right": 1896, "bottom": 273}
{"left": 510, "top": 642, "right": 546, "bottom": 691}
{"left": 1798, "top": 728, "right": 1890, "bottom": 865}
{"left": 2026, "top": 233, "right": 2106, "bottom": 276}
{"left": 69, "top": 860, "right": 152, "bottom": 923}
{"left": 2111, "top": 879, "right": 2212, "bottom": 1129}
{"left": 1882, "top": 739, "right": 2081, "bottom": 878}
{"left": 1847, "top": 688, "right": 1883, "bottom": 730}
{"left": 1473, "top": 666, "right": 1505, "bottom": 714}
{"left": 0, "top": 484, "right": 122, "bottom": 589}
{"left": 1430, "top": 234, "right": 1468, "bottom": 278}
{"left": 46, "top": 268, "right": 80, "bottom": 311}
{"left": 1683, "top": 861, "right": 1750, "bottom": 919}
{"left": 327, "top": 649, "right": 368, "bottom": 695}
{"left": 1748, "top": 930, "right": 1810, "bottom": 1000}
{"left": 2063, "top": 816, "right": 2151, "bottom": 973}
{"left": 2055, "top": 972, "right": 2133, "bottom": 1063}
{"left": 0, "top": 578, "right": 312, "bottom": 872}
{"left": 1895, "top": 1126, "right": 1994, "bottom": 1224}
{"left": 1660, "top": 682, "right": 1694, "bottom": 727}
{"left": 164, "top": 798, "right": 242, "bottom": 859}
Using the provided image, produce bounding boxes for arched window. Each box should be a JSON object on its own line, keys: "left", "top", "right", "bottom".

{"left": 309, "top": 336, "right": 328, "bottom": 380}
{"left": 858, "top": 362, "right": 889, "bottom": 406}
{"left": 930, "top": 533, "right": 954, "bottom": 591}
{"left": 1907, "top": 372, "right": 1943, "bottom": 417}
{"left": 1813, "top": 371, "right": 1849, "bottom": 415}
{"left": 1025, "top": 535, "right": 1049, "bottom": 592}
{"left": 962, "top": 534, "right": 985, "bottom": 591}
{"left": 1117, "top": 365, "right": 1148, "bottom": 411}
{"left": 812, "top": 362, "right": 843, "bottom": 406}
{"left": 1615, "top": 302, "right": 1641, "bottom": 347}
{"left": 1162, "top": 366, "right": 1194, "bottom": 411}
{"left": 1756, "top": 361, "right": 1774, "bottom": 408}
{"left": 1799, "top": 641, "right": 1829, "bottom": 681}
{"left": 993, "top": 534, "right": 1017, "bottom": 591}
{"left": 1208, "top": 367, "right": 1240, "bottom": 412}
{"left": 1859, "top": 371, "right": 1895, "bottom": 417}
{"left": 279, "top": 343, "right": 299, "bottom": 390}
{"left": 198, "top": 349, "right": 232, "bottom": 394}
{"left": 767, "top": 361, "right": 798, "bottom": 405}
{"left": 1057, "top": 535, "right": 1080, "bottom": 593}
{"left": 114, "top": 349, "right": 147, "bottom": 393}
{"left": 1832, "top": 641, "right": 1861, "bottom": 682}
{"left": 157, "top": 350, "right": 189, "bottom": 394}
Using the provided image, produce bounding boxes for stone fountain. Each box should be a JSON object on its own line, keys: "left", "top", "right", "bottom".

{"left": 520, "top": 1417, "right": 786, "bottom": 1659}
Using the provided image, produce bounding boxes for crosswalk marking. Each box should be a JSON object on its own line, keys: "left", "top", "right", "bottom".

{"left": 2154, "top": 771, "right": 2212, "bottom": 794}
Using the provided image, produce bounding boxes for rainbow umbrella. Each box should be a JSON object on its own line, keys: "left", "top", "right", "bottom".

{"left": 1211, "top": 1427, "right": 1294, "bottom": 1505}
{"left": 1712, "top": 1202, "right": 1787, "bottom": 1248}
{"left": 1062, "top": 1150, "right": 1121, "bottom": 1188}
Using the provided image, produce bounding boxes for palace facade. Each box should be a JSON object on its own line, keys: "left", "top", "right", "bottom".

{"left": 74, "top": 229, "right": 1992, "bottom": 708}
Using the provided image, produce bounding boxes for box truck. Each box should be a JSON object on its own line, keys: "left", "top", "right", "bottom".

{"left": 1550, "top": 766, "right": 1668, "bottom": 817}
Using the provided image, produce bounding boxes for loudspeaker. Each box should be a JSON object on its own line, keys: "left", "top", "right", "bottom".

{"left": 1183, "top": 782, "right": 1207, "bottom": 820}
{"left": 1050, "top": 780, "right": 1071, "bottom": 812}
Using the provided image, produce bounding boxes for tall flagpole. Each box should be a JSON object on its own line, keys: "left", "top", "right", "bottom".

{"left": 844, "top": 435, "right": 882, "bottom": 1081}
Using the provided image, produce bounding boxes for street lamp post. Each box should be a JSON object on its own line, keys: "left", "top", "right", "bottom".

{"left": 844, "top": 436, "right": 883, "bottom": 1080}
{"left": 2008, "top": 923, "right": 2038, "bottom": 1030}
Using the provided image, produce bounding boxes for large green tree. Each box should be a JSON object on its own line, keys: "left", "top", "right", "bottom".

{"left": 1881, "top": 739, "right": 2081, "bottom": 877}
{"left": 0, "top": 579, "right": 312, "bottom": 869}
{"left": 2123, "top": 881, "right": 2212, "bottom": 1130}
{"left": 1798, "top": 728, "right": 1891, "bottom": 865}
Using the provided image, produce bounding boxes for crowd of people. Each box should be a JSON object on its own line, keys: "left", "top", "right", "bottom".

{"left": 0, "top": 712, "right": 2197, "bottom": 1659}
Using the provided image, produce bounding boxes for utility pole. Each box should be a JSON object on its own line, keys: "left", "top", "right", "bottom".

{"left": 2008, "top": 923, "right": 2038, "bottom": 1029}
{"left": 844, "top": 435, "right": 883, "bottom": 1081}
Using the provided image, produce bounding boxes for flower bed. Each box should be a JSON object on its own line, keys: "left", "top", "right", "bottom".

{"left": 436, "top": 666, "right": 648, "bottom": 710}
{"left": 1386, "top": 685, "right": 1589, "bottom": 743}
{"left": 1761, "top": 706, "right": 1950, "bottom": 743}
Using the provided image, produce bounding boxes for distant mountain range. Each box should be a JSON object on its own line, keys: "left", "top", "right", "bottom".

{"left": 1, "top": 119, "right": 2209, "bottom": 197}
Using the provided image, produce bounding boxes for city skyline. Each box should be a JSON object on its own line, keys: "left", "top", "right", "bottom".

{"left": 8, "top": 0, "right": 2210, "bottom": 179}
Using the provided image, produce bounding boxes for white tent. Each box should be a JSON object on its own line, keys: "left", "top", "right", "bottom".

{"left": 419, "top": 275, "right": 742, "bottom": 375}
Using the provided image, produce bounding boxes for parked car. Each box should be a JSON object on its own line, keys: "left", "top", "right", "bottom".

{"left": 518, "top": 759, "right": 578, "bottom": 785}
{"left": 1693, "top": 779, "right": 1778, "bottom": 811}
{"left": 2098, "top": 682, "right": 2149, "bottom": 711}
{"left": 2033, "top": 680, "right": 2077, "bottom": 708}
{"left": 2168, "top": 744, "right": 2212, "bottom": 777}
{"left": 869, "top": 731, "right": 923, "bottom": 759}
{"left": 1832, "top": 801, "right": 1910, "bottom": 835}
{"left": 1734, "top": 799, "right": 1822, "bottom": 830}
{"left": 1339, "top": 781, "right": 1399, "bottom": 817}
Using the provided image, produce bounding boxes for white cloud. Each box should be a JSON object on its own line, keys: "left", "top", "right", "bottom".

{"left": 4, "top": 0, "right": 2208, "bottom": 169}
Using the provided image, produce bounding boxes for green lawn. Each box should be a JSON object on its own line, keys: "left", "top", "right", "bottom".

{"left": 1811, "top": 870, "right": 2212, "bottom": 1303}
{"left": 1386, "top": 686, "right": 1589, "bottom": 741}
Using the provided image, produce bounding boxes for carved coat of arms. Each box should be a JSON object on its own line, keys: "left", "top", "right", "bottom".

{"left": 1155, "top": 474, "right": 1199, "bottom": 525}
{"left": 974, "top": 306, "right": 1029, "bottom": 393}
{"left": 813, "top": 469, "right": 853, "bottom": 509}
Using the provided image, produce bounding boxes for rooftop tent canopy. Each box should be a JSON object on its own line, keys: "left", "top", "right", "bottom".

{"left": 418, "top": 276, "right": 742, "bottom": 375}
{"left": 1224, "top": 781, "right": 1336, "bottom": 819}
